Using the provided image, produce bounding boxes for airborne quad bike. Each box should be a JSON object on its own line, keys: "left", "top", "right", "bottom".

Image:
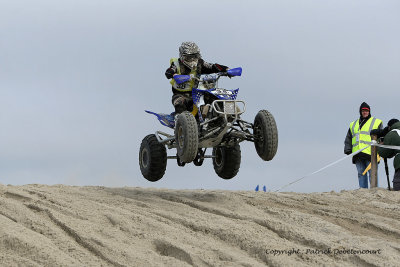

{"left": 139, "top": 67, "right": 278, "bottom": 181}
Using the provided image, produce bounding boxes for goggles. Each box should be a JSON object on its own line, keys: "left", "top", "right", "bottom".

{"left": 182, "top": 54, "right": 200, "bottom": 62}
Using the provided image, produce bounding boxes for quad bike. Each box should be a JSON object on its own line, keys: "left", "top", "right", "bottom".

{"left": 139, "top": 67, "right": 278, "bottom": 181}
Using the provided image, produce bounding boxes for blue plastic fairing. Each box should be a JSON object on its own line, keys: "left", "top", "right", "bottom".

{"left": 173, "top": 75, "right": 190, "bottom": 84}
{"left": 227, "top": 67, "right": 242, "bottom": 77}
{"left": 145, "top": 110, "right": 175, "bottom": 128}
{"left": 192, "top": 88, "right": 239, "bottom": 105}
{"left": 192, "top": 89, "right": 205, "bottom": 105}
{"left": 212, "top": 88, "right": 239, "bottom": 100}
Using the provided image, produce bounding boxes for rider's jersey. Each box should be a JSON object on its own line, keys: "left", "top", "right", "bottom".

{"left": 165, "top": 58, "right": 229, "bottom": 94}
{"left": 169, "top": 58, "right": 197, "bottom": 92}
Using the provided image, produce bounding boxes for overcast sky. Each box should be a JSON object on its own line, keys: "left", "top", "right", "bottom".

{"left": 1, "top": 0, "right": 399, "bottom": 192}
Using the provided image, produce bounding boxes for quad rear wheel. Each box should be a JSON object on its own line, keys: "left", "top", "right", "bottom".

{"left": 175, "top": 111, "right": 199, "bottom": 163}
{"left": 212, "top": 144, "right": 241, "bottom": 179}
{"left": 139, "top": 134, "right": 167, "bottom": 182}
{"left": 254, "top": 110, "right": 278, "bottom": 161}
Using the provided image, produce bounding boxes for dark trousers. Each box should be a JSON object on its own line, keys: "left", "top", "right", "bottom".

{"left": 172, "top": 93, "right": 193, "bottom": 114}
{"left": 393, "top": 169, "right": 400, "bottom": 191}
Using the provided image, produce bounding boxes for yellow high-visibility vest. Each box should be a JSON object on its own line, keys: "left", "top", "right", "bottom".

{"left": 350, "top": 117, "right": 382, "bottom": 155}
{"left": 169, "top": 58, "right": 197, "bottom": 92}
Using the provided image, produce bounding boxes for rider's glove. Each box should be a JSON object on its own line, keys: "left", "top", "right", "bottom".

{"left": 165, "top": 68, "right": 175, "bottom": 79}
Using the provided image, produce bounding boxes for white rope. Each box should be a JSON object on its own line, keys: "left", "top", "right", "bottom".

{"left": 274, "top": 146, "right": 371, "bottom": 192}
{"left": 371, "top": 142, "right": 400, "bottom": 150}
{"left": 274, "top": 141, "right": 400, "bottom": 192}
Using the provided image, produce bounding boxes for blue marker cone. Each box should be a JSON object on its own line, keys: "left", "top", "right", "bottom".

{"left": 263, "top": 185, "right": 266, "bottom": 192}
{"left": 255, "top": 185, "right": 259, "bottom": 192}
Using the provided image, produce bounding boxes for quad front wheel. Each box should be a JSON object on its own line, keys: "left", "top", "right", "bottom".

{"left": 139, "top": 134, "right": 167, "bottom": 182}
{"left": 175, "top": 111, "right": 199, "bottom": 163}
{"left": 254, "top": 110, "right": 278, "bottom": 161}
{"left": 212, "top": 144, "right": 241, "bottom": 179}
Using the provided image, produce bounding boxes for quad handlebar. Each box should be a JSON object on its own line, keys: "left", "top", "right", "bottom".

{"left": 174, "top": 67, "right": 242, "bottom": 84}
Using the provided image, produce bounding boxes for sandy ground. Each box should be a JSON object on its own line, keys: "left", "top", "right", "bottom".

{"left": 1, "top": 184, "right": 400, "bottom": 266}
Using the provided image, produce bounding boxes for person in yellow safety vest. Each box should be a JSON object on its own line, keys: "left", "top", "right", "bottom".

{"left": 165, "top": 42, "right": 230, "bottom": 114}
{"left": 344, "top": 102, "right": 383, "bottom": 188}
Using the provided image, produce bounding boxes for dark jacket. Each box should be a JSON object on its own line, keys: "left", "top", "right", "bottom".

{"left": 378, "top": 121, "right": 400, "bottom": 170}
{"left": 165, "top": 58, "right": 228, "bottom": 94}
{"left": 344, "top": 115, "right": 383, "bottom": 164}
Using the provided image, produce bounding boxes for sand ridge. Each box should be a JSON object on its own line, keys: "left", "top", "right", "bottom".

{"left": 1, "top": 184, "right": 400, "bottom": 266}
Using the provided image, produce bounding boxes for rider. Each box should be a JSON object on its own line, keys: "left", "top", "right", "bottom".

{"left": 165, "top": 41, "right": 230, "bottom": 114}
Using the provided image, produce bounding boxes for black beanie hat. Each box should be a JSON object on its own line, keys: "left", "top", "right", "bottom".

{"left": 388, "top": 118, "right": 399, "bottom": 127}
{"left": 359, "top": 102, "right": 370, "bottom": 115}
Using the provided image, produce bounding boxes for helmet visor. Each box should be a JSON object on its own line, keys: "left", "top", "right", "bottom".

{"left": 182, "top": 54, "right": 200, "bottom": 68}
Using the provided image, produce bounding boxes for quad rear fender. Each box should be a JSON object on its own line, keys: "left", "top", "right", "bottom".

{"left": 145, "top": 110, "right": 175, "bottom": 129}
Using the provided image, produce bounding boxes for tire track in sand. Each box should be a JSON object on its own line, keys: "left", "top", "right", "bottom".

{"left": 25, "top": 203, "right": 125, "bottom": 267}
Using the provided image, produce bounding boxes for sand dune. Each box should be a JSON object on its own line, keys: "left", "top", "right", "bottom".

{"left": 1, "top": 184, "right": 400, "bottom": 266}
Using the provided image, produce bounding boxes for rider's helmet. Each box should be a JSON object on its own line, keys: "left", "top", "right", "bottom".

{"left": 179, "top": 42, "right": 201, "bottom": 70}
